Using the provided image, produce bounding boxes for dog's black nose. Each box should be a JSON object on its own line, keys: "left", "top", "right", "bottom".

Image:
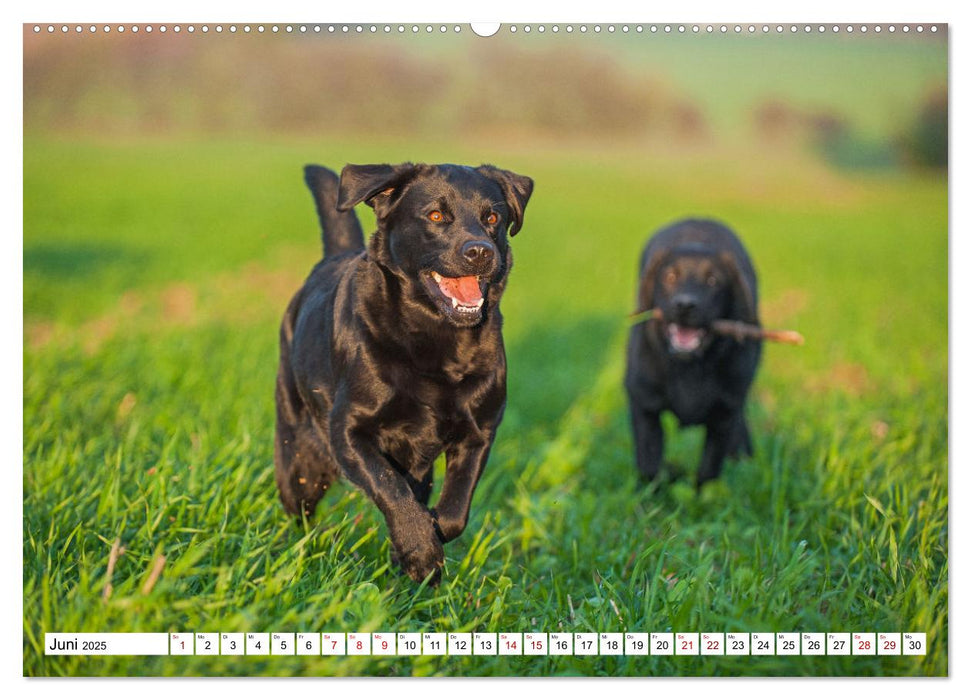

{"left": 461, "top": 240, "right": 496, "bottom": 269}
{"left": 673, "top": 294, "right": 697, "bottom": 314}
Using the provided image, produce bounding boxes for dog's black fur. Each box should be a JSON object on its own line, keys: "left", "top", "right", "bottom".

{"left": 275, "top": 162, "right": 532, "bottom": 583}
{"left": 625, "top": 219, "right": 761, "bottom": 487}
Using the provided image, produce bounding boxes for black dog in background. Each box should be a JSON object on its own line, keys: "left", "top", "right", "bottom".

{"left": 275, "top": 162, "right": 532, "bottom": 584}
{"left": 625, "top": 219, "right": 761, "bottom": 487}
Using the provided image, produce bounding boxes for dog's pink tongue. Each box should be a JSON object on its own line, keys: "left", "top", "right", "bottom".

{"left": 439, "top": 275, "right": 482, "bottom": 304}
{"left": 670, "top": 324, "right": 704, "bottom": 351}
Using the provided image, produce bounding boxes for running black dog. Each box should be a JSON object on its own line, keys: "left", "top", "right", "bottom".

{"left": 275, "top": 162, "right": 532, "bottom": 584}
{"left": 625, "top": 219, "right": 761, "bottom": 487}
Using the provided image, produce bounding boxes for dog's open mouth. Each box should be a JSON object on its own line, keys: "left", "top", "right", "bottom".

{"left": 428, "top": 271, "right": 485, "bottom": 315}
{"left": 667, "top": 323, "right": 706, "bottom": 352}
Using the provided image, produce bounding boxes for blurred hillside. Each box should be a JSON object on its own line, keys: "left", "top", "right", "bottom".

{"left": 23, "top": 28, "right": 947, "bottom": 168}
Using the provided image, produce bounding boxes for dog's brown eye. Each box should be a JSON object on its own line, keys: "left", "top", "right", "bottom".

{"left": 485, "top": 212, "right": 499, "bottom": 225}
{"left": 664, "top": 270, "right": 677, "bottom": 286}
{"left": 428, "top": 210, "right": 444, "bottom": 222}
{"left": 707, "top": 275, "right": 717, "bottom": 287}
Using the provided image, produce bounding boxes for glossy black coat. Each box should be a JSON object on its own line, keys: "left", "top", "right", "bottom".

{"left": 275, "top": 163, "right": 532, "bottom": 583}
{"left": 625, "top": 219, "right": 762, "bottom": 487}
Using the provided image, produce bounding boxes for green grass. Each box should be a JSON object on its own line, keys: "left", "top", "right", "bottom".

{"left": 23, "top": 133, "right": 947, "bottom": 676}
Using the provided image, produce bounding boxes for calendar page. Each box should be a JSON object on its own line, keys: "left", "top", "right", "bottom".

{"left": 21, "top": 6, "right": 948, "bottom": 679}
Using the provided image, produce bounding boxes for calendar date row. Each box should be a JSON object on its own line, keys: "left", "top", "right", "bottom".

{"left": 46, "top": 632, "right": 926, "bottom": 657}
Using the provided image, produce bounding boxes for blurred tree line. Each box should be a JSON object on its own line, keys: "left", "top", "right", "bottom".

{"left": 25, "top": 30, "right": 946, "bottom": 171}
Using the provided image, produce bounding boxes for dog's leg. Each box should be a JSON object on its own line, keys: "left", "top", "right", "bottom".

{"left": 274, "top": 398, "right": 304, "bottom": 515}
{"left": 275, "top": 321, "right": 338, "bottom": 517}
{"left": 741, "top": 418, "right": 754, "bottom": 457}
{"left": 432, "top": 437, "right": 494, "bottom": 543}
{"left": 631, "top": 407, "right": 664, "bottom": 481}
{"left": 727, "top": 417, "right": 754, "bottom": 459}
{"left": 331, "top": 416, "right": 444, "bottom": 584}
{"left": 275, "top": 411, "right": 337, "bottom": 517}
{"left": 697, "top": 409, "right": 741, "bottom": 487}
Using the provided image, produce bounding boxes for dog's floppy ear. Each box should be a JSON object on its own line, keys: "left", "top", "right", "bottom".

{"left": 719, "top": 251, "right": 759, "bottom": 324}
{"left": 477, "top": 165, "right": 534, "bottom": 236}
{"left": 638, "top": 246, "right": 671, "bottom": 312}
{"left": 337, "top": 163, "right": 417, "bottom": 212}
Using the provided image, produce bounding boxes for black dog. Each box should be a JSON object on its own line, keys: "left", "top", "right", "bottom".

{"left": 625, "top": 219, "right": 761, "bottom": 487}
{"left": 275, "top": 162, "right": 532, "bottom": 583}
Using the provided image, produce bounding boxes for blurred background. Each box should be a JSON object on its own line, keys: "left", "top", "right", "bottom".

{"left": 24, "top": 28, "right": 946, "bottom": 168}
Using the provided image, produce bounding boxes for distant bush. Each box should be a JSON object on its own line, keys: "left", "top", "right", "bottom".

{"left": 752, "top": 100, "right": 804, "bottom": 141}
{"left": 900, "top": 88, "right": 948, "bottom": 169}
{"left": 752, "top": 92, "right": 948, "bottom": 172}
{"left": 752, "top": 99, "right": 850, "bottom": 146}
{"left": 814, "top": 130, "right": 899, "bottom": 171}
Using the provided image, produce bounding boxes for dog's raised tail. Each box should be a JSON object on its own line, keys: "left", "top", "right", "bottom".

{"left": 304, "top": 165, "right": 365, "bottom": 258}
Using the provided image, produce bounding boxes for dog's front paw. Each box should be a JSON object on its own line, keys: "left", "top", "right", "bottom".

{"left": 391, "top": 536, "right": 444, "bottom": 585}
{"left": 387, "top": 506, "right": 445, "bottom": 584}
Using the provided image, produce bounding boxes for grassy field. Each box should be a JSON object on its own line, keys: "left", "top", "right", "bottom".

{"left": 23, "top": 132, "right": 947, "bottom": 676}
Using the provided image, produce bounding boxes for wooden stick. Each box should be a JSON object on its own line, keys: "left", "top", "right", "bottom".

{"left": 712, "top": 319, "right": 805, "bottom": 345}
{"left": 141, "top": 553, "right": 166, "bottom": 595}
{"left": 102, "top": 538, "right": 124, "bottom": 602}
{"left": 629, "top": 308, "right": 805, "bottom": 346}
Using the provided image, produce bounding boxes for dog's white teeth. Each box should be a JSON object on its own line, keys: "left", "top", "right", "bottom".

{"left": 451, "top": 297, "right": 459, "bottom": 308}
{"left": 432, "top": 271, "right": 443, "bottom": 283}
{"left": 451, "top": 300, "right": 482, "bottom": 314}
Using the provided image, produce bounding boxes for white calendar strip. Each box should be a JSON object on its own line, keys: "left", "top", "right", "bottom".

{"left": 44, "top": 632, "right": 927, "bottom": 656}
